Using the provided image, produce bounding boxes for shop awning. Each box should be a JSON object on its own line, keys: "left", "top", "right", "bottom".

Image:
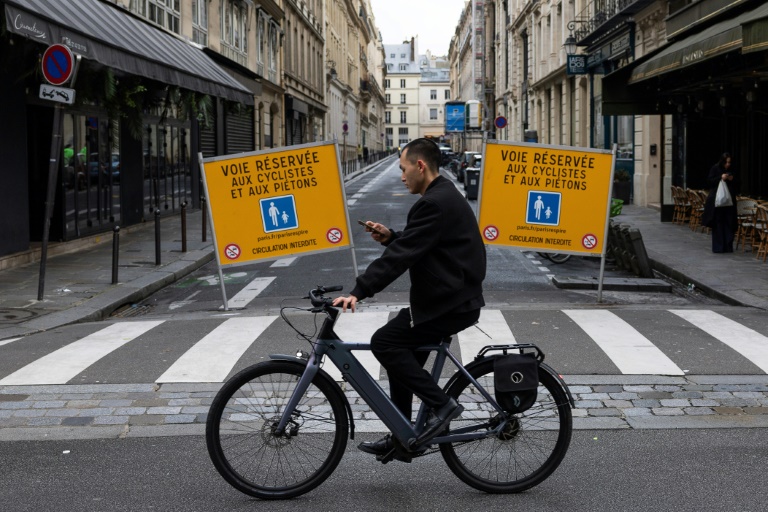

{"left": 4, "top": 0, "right": 254, "bottom": 104}
{"left": 629, "top": 2, "right": 768, "bottom": 84}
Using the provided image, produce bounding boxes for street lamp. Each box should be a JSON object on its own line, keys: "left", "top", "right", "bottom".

{"left": 564, "top": 20, "right": 578, "bottom": 55}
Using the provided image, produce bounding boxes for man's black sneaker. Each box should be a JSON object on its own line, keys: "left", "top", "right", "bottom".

{"left": 416, "top": 397, "right": 464, "bottom": 445}
{"left": 358, "top": 435, "right": 393, "bottom": 455}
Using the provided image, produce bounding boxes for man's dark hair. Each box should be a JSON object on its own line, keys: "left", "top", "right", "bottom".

{"left": 402, "top": 138, "right": 441, "bottom": 172}
{"left": 718, "top": 152, "right": 731, "bottom": 167}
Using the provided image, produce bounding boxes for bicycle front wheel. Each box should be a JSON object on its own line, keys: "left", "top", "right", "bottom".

{"left": 440, "top": 358, "right": 572, "bottom": 493}
{"left": 206, "top": 360, "right": 349, "bottom": 500}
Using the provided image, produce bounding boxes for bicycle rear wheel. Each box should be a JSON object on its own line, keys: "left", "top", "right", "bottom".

{"left": 440, "top": 358, "right": 572, "bottom": 493}
{"left": 206, "top": 360, "right": 349, "bottom": 499}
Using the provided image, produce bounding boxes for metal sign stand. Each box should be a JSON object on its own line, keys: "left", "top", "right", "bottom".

{"left": 596, "top": 144, "right": 619, "bottom": 303}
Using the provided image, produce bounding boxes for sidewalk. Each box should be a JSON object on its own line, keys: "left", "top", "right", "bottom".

{"left": 1, "top": 178, "right": 767, "bottom": 341}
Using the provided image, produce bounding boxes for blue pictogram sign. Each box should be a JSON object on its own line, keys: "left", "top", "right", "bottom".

{"left": 41, "top": 44, "right": 74, "bottom": 86}
{"left": 526, "top": 191, "right": 562, "bottom": 226}
{"left": 260, "top": 195, "right": 299, "bottom": 233}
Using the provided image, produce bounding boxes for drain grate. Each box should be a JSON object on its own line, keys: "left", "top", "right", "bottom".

{"left": 0, "top": 308, "right": 38, "bottom": 324}
{"left": 110, "top": 304, "right": 154, "bottom": 318}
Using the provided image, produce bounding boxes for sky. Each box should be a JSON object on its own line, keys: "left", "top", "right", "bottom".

{"left": 368, "top": 0, "right": 468, "bottom": 56}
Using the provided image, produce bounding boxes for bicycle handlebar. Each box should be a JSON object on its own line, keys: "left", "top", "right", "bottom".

{"left": 307, "top": 285, "right": 343, "bottom": 308}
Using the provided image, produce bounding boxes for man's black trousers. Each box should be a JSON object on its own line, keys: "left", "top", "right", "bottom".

{"left": 371, "top": 307, "right": 481, "bottom": 419}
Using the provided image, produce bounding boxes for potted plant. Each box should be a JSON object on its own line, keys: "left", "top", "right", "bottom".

{"left": 612, "top": 169, "right": 632, "bottom": 203}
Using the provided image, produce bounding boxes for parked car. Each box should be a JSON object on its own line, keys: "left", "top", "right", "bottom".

{"left": 458, "top": 151, "right": 481, "bottom": 184}
{"left": 439, "top": 146, "right": 453, "bottom": 167}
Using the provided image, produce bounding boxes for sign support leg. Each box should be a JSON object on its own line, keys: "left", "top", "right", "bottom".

{"left": 38, "top": 104, "right": 64, "bottom": 300}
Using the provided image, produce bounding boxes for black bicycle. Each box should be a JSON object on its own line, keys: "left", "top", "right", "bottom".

{"left": 206, "top": 286, "right": 574, "bottom": 499}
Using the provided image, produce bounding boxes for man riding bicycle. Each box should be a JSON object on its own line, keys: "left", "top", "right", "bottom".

{"left": 333, "top": 138, "right": 487, "bottom": 455}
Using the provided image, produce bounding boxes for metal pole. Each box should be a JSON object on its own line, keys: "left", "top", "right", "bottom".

{"left": 201, "top": 196, "right": 207, "bottom": 242}
{"left": 154, "top": 208, "right": 161, "bottom": 265}
{"left": 112, "top": 225, "right": 120, "bottom": 284}
{"left": 181, "top": 201, "right": 187, "bottom": 252}
{"left": 38, "top": 104, "right": 64, "bottom": 300}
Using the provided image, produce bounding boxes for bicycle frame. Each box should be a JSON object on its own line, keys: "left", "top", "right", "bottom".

{"left": 272, "top": 308, "right": 507, "bottom": 448}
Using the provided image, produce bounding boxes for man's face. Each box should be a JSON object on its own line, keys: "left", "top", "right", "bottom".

{"left": 399, "top": 149, "right": 425, "bottom": 195}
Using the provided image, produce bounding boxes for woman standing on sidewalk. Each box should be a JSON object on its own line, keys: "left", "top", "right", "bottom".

{"left": 703, "top": 153, "right": 737, "bottom": 253}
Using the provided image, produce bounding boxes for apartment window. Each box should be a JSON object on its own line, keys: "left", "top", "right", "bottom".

{"left": 385, "top": 111, "right": 391, "bottom": 123}
{"left": 398, "top": 127, "right": 409, "bottom": 146}
{"left": 430, "top": 108, "right": 437, "bottom": 120}
{"left": 400, "top": 111, "right": 407, "bottom": 123}
{"left": 445, "top": 90, "right": 450, "bottom": 100}
{"left": 400, "top": 53, "right": 406, "bottom": 58}
{"left": 400, "top": 79, "right": 406, "bottom": 88}
{"left": 400, "top": 94, "right": 406, "bottom": 104}
{"left": 384, "top": 79, "right": 390, "bottom": 88}
{"left": 268, "top": 22, "right": 278, "bottom": 71}
{"left": 192, "top": 0, "right": 208, "bottom": 45}
{"left": 222, "top": 1, "right": 247, "bottom": 53}
{"left": 390, "top": 53, "right": 395, "bottom": 58}
{"left": 387, "top": 63, "right": 393, "bottom": 71}
{"left": 385, "top": 94, "right": 390, "bottom": 104}
{"left": 430, "top": 90, "right": 437, "bottom": 100}
{"left": 132, "top": 0, "right": 180, "bottom": 33}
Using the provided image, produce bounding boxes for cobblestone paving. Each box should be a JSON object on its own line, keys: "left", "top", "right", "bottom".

{"left": 2, "top": 378, "right": 768, "bottom": 440}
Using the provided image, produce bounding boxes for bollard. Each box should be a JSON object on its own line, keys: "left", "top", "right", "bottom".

{"left": 201, "top": 196, "right": 207, "bottom": 242}
{"left": 112, "top": 225, "right": 120, "bottom": 284}
{"left": 181, "top": 201, "right": 187, "bottom": 253}
{"left": 155, "top": 208, "right": 161, "bottom": 265}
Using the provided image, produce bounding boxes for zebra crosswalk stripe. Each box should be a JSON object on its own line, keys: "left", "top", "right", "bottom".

{"left": 670, "top": 310, "right": 768, "bottom": 373}
{"left": 457, "top": 309, "right": 517, "bottom": 364}
{"left": 0, "top": 321, "right": 164, "bottom": 385}
{"left": 156, "top": 317, "right": 278, "bottom": 383}
{"left": 564, "top": 310, "right": 685, "bottom": 375}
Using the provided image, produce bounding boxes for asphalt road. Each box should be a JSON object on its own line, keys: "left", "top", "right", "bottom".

{"left": 2, "top": 429, "right": 765, "bottom": 511}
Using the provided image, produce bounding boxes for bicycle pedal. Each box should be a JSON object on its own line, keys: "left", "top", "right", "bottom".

{"left": 376, "top": 448, "right": 396, "bottom": 464}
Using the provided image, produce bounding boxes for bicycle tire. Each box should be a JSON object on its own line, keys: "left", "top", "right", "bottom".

{"left": 206, "top": 360, "right": 349, "bottom": 499}
{"left": 440, "top": 358, "right": 572, "bottom": 493}
{"left": 546, "top": 253, "right": 571, "bottom": 264}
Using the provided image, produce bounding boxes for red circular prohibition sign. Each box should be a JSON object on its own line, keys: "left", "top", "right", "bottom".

{"left": 41, "top": 44, "right": 74, "bottom": 86}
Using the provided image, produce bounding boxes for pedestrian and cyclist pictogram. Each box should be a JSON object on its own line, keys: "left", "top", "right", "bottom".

{"left": 259, "top": 195, "right": 299, "bottom": 233}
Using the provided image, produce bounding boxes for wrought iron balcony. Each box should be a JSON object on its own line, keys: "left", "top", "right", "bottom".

{"left": 570, "top": 0, "right": 655, "bottom": 46}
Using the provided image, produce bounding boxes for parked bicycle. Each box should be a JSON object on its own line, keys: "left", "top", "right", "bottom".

{"left": 537, "top": 252, "right": 572, "bottom": 264}
{"left": 206, "top": 286, "right": 574, "bottom": 499}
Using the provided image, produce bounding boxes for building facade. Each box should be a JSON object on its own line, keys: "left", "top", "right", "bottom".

{"left": 417, "top": 52, "right": 451, "bottom": 141}
{"left": 283, "top": 0, "right": 325, "bottom": 146}
{"left": 383, "top": 38, "right": 421, "bottom": 150}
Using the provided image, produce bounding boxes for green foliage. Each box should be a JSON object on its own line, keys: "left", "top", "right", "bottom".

{"left": 614, "top": 170, "right": 631, "bottom": 182}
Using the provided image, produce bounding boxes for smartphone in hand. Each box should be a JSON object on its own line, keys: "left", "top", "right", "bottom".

{"left": 357, "top": 220, "right": 385, "bottom": 236}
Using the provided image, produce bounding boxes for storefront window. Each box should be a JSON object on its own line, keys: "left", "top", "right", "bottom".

{"left": 61, "top": 112, "right": 120, "bottom": 238}
{"left": 143, "top": 120, "right": 192, "bottom": 217}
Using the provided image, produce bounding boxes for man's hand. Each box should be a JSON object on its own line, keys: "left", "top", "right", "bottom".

{"left": 332, "top": 294, "right": 358, "bottom": 312}
{"left": 365, "top": 222, "right": 391, "bottom": 243}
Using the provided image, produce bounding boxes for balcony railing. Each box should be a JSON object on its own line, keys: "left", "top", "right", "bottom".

{"left": 571, "top": 0, "right": 655, "bottom": 46}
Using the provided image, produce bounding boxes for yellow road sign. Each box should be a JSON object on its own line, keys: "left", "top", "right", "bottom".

{"left": 200, "top": 141, "right": 350, "bottom": 266}
{"left": 477, "top": 141, "right": 615, "bottom": 255}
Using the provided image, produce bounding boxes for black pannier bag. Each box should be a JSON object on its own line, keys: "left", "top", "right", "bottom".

{"left": 494, "top": 353, "right": 539, "bottom": 414}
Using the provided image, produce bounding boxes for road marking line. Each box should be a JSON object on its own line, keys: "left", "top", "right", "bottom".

{"left": 156, "top": 316, "right": 278, "bottom": 383}
{"left": 670, "top": 310, "right": 768, "bottom": 373}
{"left": 563, "top": 310, "right": 685, "bottom": 375}
{"left": 0, "top": 337, "right": 22, "bottom": 347}
{"left": 457, "top": 309, "right": 517, "bottom": 364}
{"left": 270, "top": 257, "right": 297, "bottom": 268}
{"left": 222, "top": 276, "right": 275, "bottom": 309}
{"left": 0, "top": 321, "right": 164, "bottom": 385}
{"left": 323, "top": 311, "right": 390, "bottom": 382}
